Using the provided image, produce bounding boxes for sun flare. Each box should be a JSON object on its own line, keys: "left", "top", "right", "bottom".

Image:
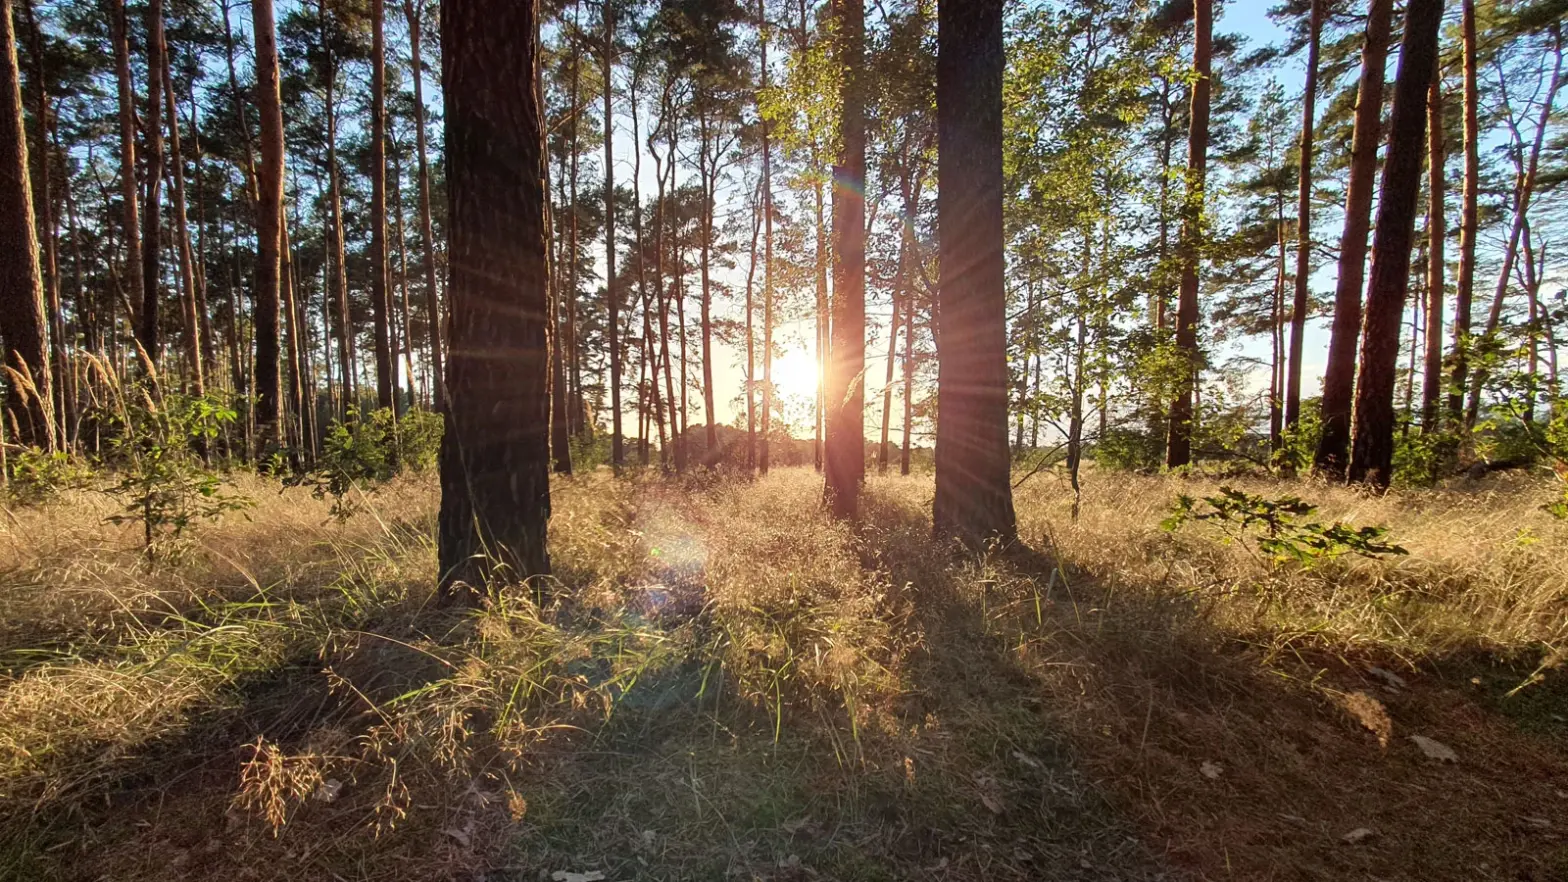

{"left": 769, "top": 348, "right": 820, "bottom": 404}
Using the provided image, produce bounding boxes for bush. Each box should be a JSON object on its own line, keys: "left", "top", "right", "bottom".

{"left": 4, "top": 448, "right": 93, "bottom": 505}
{"left": 289, "top": 408, "right": 444, "bottom": 521}
{"left": 1162, "top": 485, "right": 1407, "bottom": 566}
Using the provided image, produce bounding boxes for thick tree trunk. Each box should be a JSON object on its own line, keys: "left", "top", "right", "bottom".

{"left": 933, "top": 0, "right": 1015, "bottom": 545}
{"left": 405, "top": 1, "right": 445, "bottom": 412}
{"left": 139, "top": 0, "right": 165, "bottom": 364}
{"left": 1314, "top": 0, "right": 1392, "bottom": 476}
{"left": 109, "top": 0, "right": 141, "bottom": 353}
{"left": 1448, "top": 0, "right": 1479, "bottom": 424}
{"left": 1284, "top": 0, "right": 1321, "bottom": 435}
{"left": 825, "top": 0, "right": 865, "bottom": 516}
{"left": 437, "top": 0, "right": 552, "bottom": 600}
{"left": 251, "top": 0, "right": 284, "bottom": 454}
{"left": 370, "top": 0, "right": 394, "bottom": 413}
{"left": 1165, "top": 0, "right": 1212, "bottom": 469}
{"left": 1348, "top": 0, "right": 1442, "bottom": 488}
{"left": 1422, "top": 70, "right": 1446, "bottom": 432}
{"left": 0, "top": 0, "right": 52, "bottom": 450}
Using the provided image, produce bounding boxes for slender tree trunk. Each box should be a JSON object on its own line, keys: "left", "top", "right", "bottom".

{"left": 1165, "top": 0, "right": 1213, "bottom": 469}
{"left": 438, "top": 0, "right": 552, "bottom": 600}
{"left": 933, "top": 0, "right": 1015, "bottom": 545}
{"left": 251, "top": 0, "right": 284, "bottom": 454}
{"left": 825, "top": 0, "right": 865, "bottom": 515}
{"left": 566, "top": 0, "right": 584, "bottom": 437}
{"left": 109, "top": 0, "right": 142, "bottom": 353}
{"left": 603, "top": 0, "right": 622, "bottom": 466}
{"left": 1464, "top": 27, "right": 1563, "bottom": 428}
{"left": 369, "top": 0, "right": 393, "bottom": 413}
{"left": 698, "top": 111, "right": 718, "bottom": 459}
{"left": 814, "top": 181, "right": 826, "bottom": 472}
{"left": 139, "top": 0, "right": 165, "bottom": 363}
{"left": 405, "top": 1, "right": 445, "bottom": 412}
{"left": 161, "top": 43, "right": 203, "bottom": 397}
{"left": 1284, "top": 0, "right": 1321, "bottom": 436}
{"left": 0, "top": 0, "right": 53, "bottom": 450}
{"left": 1348, "top": 0, "right": 1442, "bottom": 488}
{"left": 745, "top": 179, "right": 759, "bottom": 471}
{"left": 1271, "top": 209, "right": 1286, "bottom": 452}
{"left": 320, "top": 0, "right": 353, "bottom": 415}
{"left": 1448, "top": 0, "right": 1480, "bottom": 425}
{"left": 880, "top": 197, "right": 904, "bottom": 474}
{"left": 1422, "top": 69, "right": 1446, "bottom": 432}
{"left": 391, "top": 137, "right": 417, "bottom": 410}
{"left": 630, "top": 74, "right": 658, "bottom": 466}
{"left": 1314, "top": 0, "right": 1392, "bottom": 476}
{"left": 759, "top": 0, "right": 774, "bottom": 474}
{"left": 19, "top": 0, "right": 61, "bottom": 441}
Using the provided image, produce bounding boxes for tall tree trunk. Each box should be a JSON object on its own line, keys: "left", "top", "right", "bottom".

{"left": 139, "top": 0, "right": 165, "bottom": 364}
{"left": 630, "top": 73, "right": 658, "bottom": 466}
{"left": 391, "top": 135, "right": 417, "bottom": 410}
{"left": 1464, "top": 26, "right": 1563, "bottom": 428}
{"left": 825, "top": 0, "right": 865, "bottom": 516}
{"left": 1422, "top": 68, "right": 1446, "bottom": 432}
{"left": 698, "top": 111, "right": 718, "bottom": 459}
{"left": 1314, "top": 0, "right": 1392, "bottom": 476}
{"left": 759, "top": 0, "right": 774, "bottom": 475}
{"left": 566, "top": 0, "right": 584, "bottom": 437}
{"left": 1165, "top": 0, "right": 1213, "bottom": 469}
{"left": 19, "top": 0, "right": 61, "bottom": 441}
{"left": 162, "top": 42, "right": 204, "bottom": 397}
{"left": 0, "top": 0, "right": 52, "bottom": 450}
{"left": 1284, "top": 0, "right": 1321, "bottom": 436}
{"left": 109, "top": 0, "right": 142, "bottom": 355}
{"left": 932, "top": 0, "right": 1015, "bottom": 545}
{"left": 251, "top": 0, "right": 284, "bottom": 454}
{"left": 370, "top": 0, "right": 393, "bottom": 413}
{"left": 320, "top": 0, "right": 353, "bottom": 415}
{"left": 814, "top": 181, "right": 826, "bottom": 472}
{"left": 1348, "top": 0, "right": 1442, "bottom": 488}
{"left": 603, "top": 0, "right": 622, "bottom": 466}
{"left": 1448, "top": 0, "right": 1479, "bottom": 425}
{"left": 405, "top": 0, "right": 445, "bottom": 412}
{"left": 437, "top": 0, "right": 552, "bottom": 600}
{"left": 745, "top": 179, "right": 759, "bottom": 471}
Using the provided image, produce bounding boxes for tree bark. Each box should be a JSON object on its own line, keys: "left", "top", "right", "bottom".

{"left": 1165, "top": 0, "right": 1212, "bottom": 469}
{"left": 139, "top": 0, "right": 165, "bottom": 364}
{"left": 825, "top": 0, "right": 865, "bottom": 515}
{"left": 437, "top": 0, "right": 552, "bottom": 600}
{"left": 320, "top": 0, "right": 353, "bottom": 415}
{"left": 933, "top": 0, "right": 1015, "bottom": 545}
{"left": 1284, "top": 0, "right": 1321, "bottom": 437}
{"left": 1422, "top": 69, "right": 1446, "bottom": 432}
{"left": 370, "top": 0, "right": 393, "bottom": 413}
{"left": 162, "top": 40, "right": 203, "bottom": 397}
{"left": 1348, "top": 0, "right": 1442, "bottom": 488}
{"left": 1314, "top": 0, "right": 1392, "bottom": 477}
{"left": 1447, "top": 0, "right": 1479, "bottom": 424}
{"left": 250, "top": 0, "right": 284, "bottom": 454}
{"left": 19, "top": 0, "right": 61, "bottom": 440}
{"left": 0, "top": 0, "right": 52, "bottom": 450}
{"left": 109, "top": 0, "right": 142, "bottom": 356}
{"left": 604, "top": 0, "right": 622, "bottom": 466}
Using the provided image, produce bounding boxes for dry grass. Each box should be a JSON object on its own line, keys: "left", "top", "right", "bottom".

{"left": 0, "top": 464, "right": 1565, "bottom": 881}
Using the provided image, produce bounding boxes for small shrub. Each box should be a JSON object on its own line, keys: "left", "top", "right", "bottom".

{"left": 289, "top": 409, "right": 443, "bottom": 520}
{"left": 4, "top": 448, "right": 93, "bottom": 505}
{"left": 103, "top": 391, "right": 253, "bottom": 559}
{"left": 1162, "top": 485, "right": 1408, "bottom": 566}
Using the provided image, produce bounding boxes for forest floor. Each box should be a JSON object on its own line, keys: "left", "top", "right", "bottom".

{"left": 1, "top": 465, "right": 1566, "bottom": 881}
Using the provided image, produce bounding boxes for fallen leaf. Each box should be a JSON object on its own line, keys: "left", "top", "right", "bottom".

{"left": 1342, "top": 827, "right": 1377, "bottom": 845}
{"left": 1366, "top": 666, "right": 1408, "bottom": 689}
{"left": 1341, "top": 691, "right": 1393, "bottom": 747}
{"left": 1408, "top": 734, "right": 1458, "bottom": 763}
{"left": 550, "top": 873, "right": 606, "bottom": 882}
{"left": 1200, "top": 761, "right": 1224, "bottom": 780}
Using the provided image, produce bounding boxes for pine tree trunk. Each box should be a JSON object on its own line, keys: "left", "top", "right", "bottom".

{"left": 759, "top": 0, "right": 774, "bottom": 475}
{"left": 0, "top": 0, "right": 53, "bottom": 450}
{"left": 251, "top": 0, "right": 284, "bottom": 454}
{"left": 370, "top": 0, "right": 393, "bottom": 413}
{"left": 1448, "top": 0, "right": 1479, "bottom": 425}
{"left": 1314, "top": 0, "right": 1391, "bottom": 476}
{"left": 320, "top": 0, "right": 353, "bottom": 415}
{"left": 1284, "top": 0, "right": 1321, "bottom": 436}
{"left": 745, "top": 179, "right": 759, "bottom": 471}
{"left": 933, "top": 0, "right": 1015, "bottom": 545}
{"left": 109, "top": 0, "right": 141, "bottom": 350}
{"left": 603, "top": 0, "right": 623, "bottom": 466}
{"left": 1165, "top": 0, "right": 1212, "bottom": 469}
{"left": 1348, "top": 0, "right": 1442, "bottom": 488}
{"left": 405, "top": 0, "right": 445, "bottom": 412}
{"left": 162, "top": 42, "right": 204, "bottom": 397}
{"left": 19, "top": 0, "right": 61, "bottom": 441}
{"left": 1422, "top": 70, "right": 1446, "bottom": 433}
{"left": 138, "top": 0, "right": 165, "bottom": 364}
{"left": 813, "top": 181, "right": 826, "bottom": 472}
{"left": 825, "top": 0, "right": 865, "bottom": 516}
{"left": 437, "top": 0, "right": 552, "bottom": 601}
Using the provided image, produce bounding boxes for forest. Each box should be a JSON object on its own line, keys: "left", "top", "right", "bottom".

{"left": 1, "top": 0, "right": 1566, "bottom": 879}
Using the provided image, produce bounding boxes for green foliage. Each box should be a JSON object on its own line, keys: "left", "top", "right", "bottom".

{"left": 103, "top": 391, "right": 252, "bottom": 559}
{"left": 1393, "top": 428, "right": 1460, "bottom": 488}
{"left": 1162, "top": 485, "right": 1408, "bottom": 566}
{"left": 4, "top": 448, "right": 93, "bottom": 505}
{"left": 288, "top": 409, "right": 444, "bottom": 521}
{"left": 1093, "top": 426, "right": 1164, "bottom": 472}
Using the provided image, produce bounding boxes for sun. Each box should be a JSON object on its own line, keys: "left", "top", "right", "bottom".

{"left": 769, "top": 348, "right": 820, "bottom": 404}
